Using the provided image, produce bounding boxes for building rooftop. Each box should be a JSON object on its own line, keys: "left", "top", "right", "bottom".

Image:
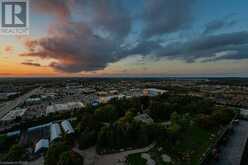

{"left": 50, "top": 123, "right": 62, "bottom": 142}
{"left": 34, "top": 139, "right": 49, "bottom": 153}
{"left": 61, "top": 120, "right": 74, "bottom": 134}
{"left": 46, "top": 102, "right": 85, "bottom": 115}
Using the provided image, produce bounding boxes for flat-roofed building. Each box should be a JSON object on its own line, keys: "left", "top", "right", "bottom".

{"left": 99, "top": 94, "right": 125, "bottom": 103}
{"left": 61, "top": 120, "right": 74, "bottom": 134}
{"left": 34, "top": 139, "right": 49, "bottom": 153}
{"left": 25, "top": 97, "right": 41, "bottom": 105}
{"left": 50, "top": 123, "right": 62, "bottom": 142}
{"left": 6, "top": 130, "right": 21, "bottom": 137}
{"left": 46, "top": 102, "right": 85, "bottom": 115}
{"left": 143, "top": 88, "right": 167, "bottom": 97}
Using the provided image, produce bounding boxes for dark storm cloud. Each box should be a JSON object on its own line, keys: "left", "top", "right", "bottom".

{"left": 31, "top": 0, "right": 72, "bottom": 20}
{"left": 160, "top": 31, "right": 248, "bottom": 61}
{"left": 32, "top": 0, "right": 131, "bottom": 40}
{"left": 22, "top": 0, "right": 131, "bottom": 73}
{"left": 76, "top": 0, "right": 131, "bottom": 40}
{"left": 21, "top": 62, "right": 41, "bottom": 67}
{"left": 142, "top": 0, "right": 196, "bottom": 38}
{"left": 125, "top": 41, "right": 163, "bottom": 55}
{"left": 20, "top": 22, "right": 122, "bottom": 72}
{"left": 128, "top": 31, "right": 248, "bottom": 62}
{"left": 203, "top": 18, "right": 236, "bottom": 34}
{"left": 22, "top": 0, "right": 247, "bottom": 73}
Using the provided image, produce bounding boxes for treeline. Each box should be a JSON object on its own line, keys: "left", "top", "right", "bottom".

{"left": 74, "top": 94, "right": 235, "bottom": 153}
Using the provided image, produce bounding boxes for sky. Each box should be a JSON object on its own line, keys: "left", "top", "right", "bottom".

{"left": 0, "top": 0, "right": 248, "bottom": 77}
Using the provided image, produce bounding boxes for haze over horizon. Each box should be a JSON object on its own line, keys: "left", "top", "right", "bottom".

{"left": 1, "top": 0, "right": 248, "bottom": 77}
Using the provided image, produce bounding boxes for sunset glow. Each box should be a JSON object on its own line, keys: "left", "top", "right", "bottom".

{"left": 0, "top": 0, "right": 248, "bottom": 77}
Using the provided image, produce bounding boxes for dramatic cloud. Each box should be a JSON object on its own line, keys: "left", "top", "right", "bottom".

{"left": 32, "top": 0, "right": 131, "bottom": 40}
{"left": 21, "top": 0, "right": 132, "bottom": 73}
{"left": 31, "top": 0, "right": 73, "bottom": 20}
{"left": 19, "top": 0, "right": 247, "bottom": 73}
{"left": 128, "top": 31, "right": 248, "bottom": 62}
{"left": 160, "top": 31, "right": 248, "bottom": 61}
{"left": 203, "top": 18, "right": 236, "bottom": 34}
{"left": 77, "top": 0, "right": 131, "bottom": 40}
{"left": 142, "top": 0, "right": 196, "bottom": 38}
{"left": 20, "top": 22, "right": 123, "bottom": 72}
{"left": 21, "top": 62, "right": 41, "bottom": 67}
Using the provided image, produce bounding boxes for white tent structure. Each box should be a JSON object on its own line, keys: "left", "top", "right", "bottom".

{"left": 50, "top": 123, "right": 62, "bottom": 142}
{"left": 34, "top": 139, "right": 49, "bottom": 153}
{"left": 61, "top": 120, "right": 75, "bottom": 134}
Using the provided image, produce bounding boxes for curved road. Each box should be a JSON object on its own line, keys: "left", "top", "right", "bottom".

{"left": 73, "top": 142, "right": 156, "bottom": 165}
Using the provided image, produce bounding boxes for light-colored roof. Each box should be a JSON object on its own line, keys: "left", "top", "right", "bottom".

{"left": 50, "top": 123, "right": 62, "bottom": 142}
{"left": 143, "top": 88, "right": 167, "bottom": 96}
{"left": 46, "top": 102, "right": 85, "bottom": 115}
{"left": 34, "top": 139, "right": 49, "bottom": 153}
{"left": 28, "top": 123, "right": 51, "bottom": 132}
{"left": 6, "top": 130, "right": 21, "bottom": 137}
{"left": 1, "top": 109, "right": 27, "bottom": 121}
{"left": 61, "top": 120, "right": 74, "bottom": 134}
{"left": 100, "top": 94, "right": 125, "bottom": 103}
{"left": 26, "top": 97, "right": 41, "bottom": 102}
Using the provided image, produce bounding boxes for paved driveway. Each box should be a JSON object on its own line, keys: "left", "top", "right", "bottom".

{"left": 73, "top": 143, "right": 156, "bottom": 165}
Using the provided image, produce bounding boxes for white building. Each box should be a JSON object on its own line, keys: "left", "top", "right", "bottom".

{"left": 34, "top": 139, "right": 49, "bottom": 153}
{"left": 1, "top": 108, "right": 27, "bottom": 121}
{"left": 99, "top": 94, "right": 125, "bottom": 103}
{"left": 46, "top": 102, "right": 85, "bottom": 115}
{"left": 28, "top": 123, "right": 51, "bottom": 132}
{"left": 25, "top": 98, "right": 41, "bottom": 104}
{"left": 61, "top": 120, "right": 74, "bottom": 134}
{"left": 6, "top": 130, "right": 21, "bottom": 137}
{"left": 50, "top": 123, "right": 62, "bottom": 142}
{"left": 143, "top": 88, "right": 167, "bottom": 97}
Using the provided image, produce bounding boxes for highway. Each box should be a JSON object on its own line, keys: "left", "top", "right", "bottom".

{"left": 0, "top": 87, "right": 41, "bottom": 119}
{"left": 210, "top": 120, "right": 248, "bottom": 165}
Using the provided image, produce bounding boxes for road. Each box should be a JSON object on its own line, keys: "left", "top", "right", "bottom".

{"left": 211, "top": 120, "right": 248, "bottom": 165}
{"left": 0, "top": 87, "right": 41, "bottom": 119}
{"left": 73, "top": 142, "right": 156, "bottom": 165}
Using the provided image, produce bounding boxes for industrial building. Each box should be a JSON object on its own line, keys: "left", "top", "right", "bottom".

{"left": 50, "top": 123, "right": 62, "bottom": 142}
{"left": 61, "top": 120, "right": 74, "bottom": 134}
{"left": 46, "top": 102, "right": 85, "bottom": 115}
{"left": 34, "top": 139, "right": 49, "bottom": 153}
{"left": 99, "top": 94, "right": 125, "bottom": 103}
{"left": 143, "top": 88, "right": 167, "bottom": 97}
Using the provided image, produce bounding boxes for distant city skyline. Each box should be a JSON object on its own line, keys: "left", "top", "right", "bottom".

{"left": 0, "top": 0, "right": 248, "bottom": 77}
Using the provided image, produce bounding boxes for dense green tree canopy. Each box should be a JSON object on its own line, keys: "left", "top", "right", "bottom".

{"left": 2, "top": 144, "right": 26, "bottom": 161}
{"left": 57, "top": 151, "right": 84, "bottom": 165}
{"left": 45, "top": 142, "right": 69, "bottom": 165}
